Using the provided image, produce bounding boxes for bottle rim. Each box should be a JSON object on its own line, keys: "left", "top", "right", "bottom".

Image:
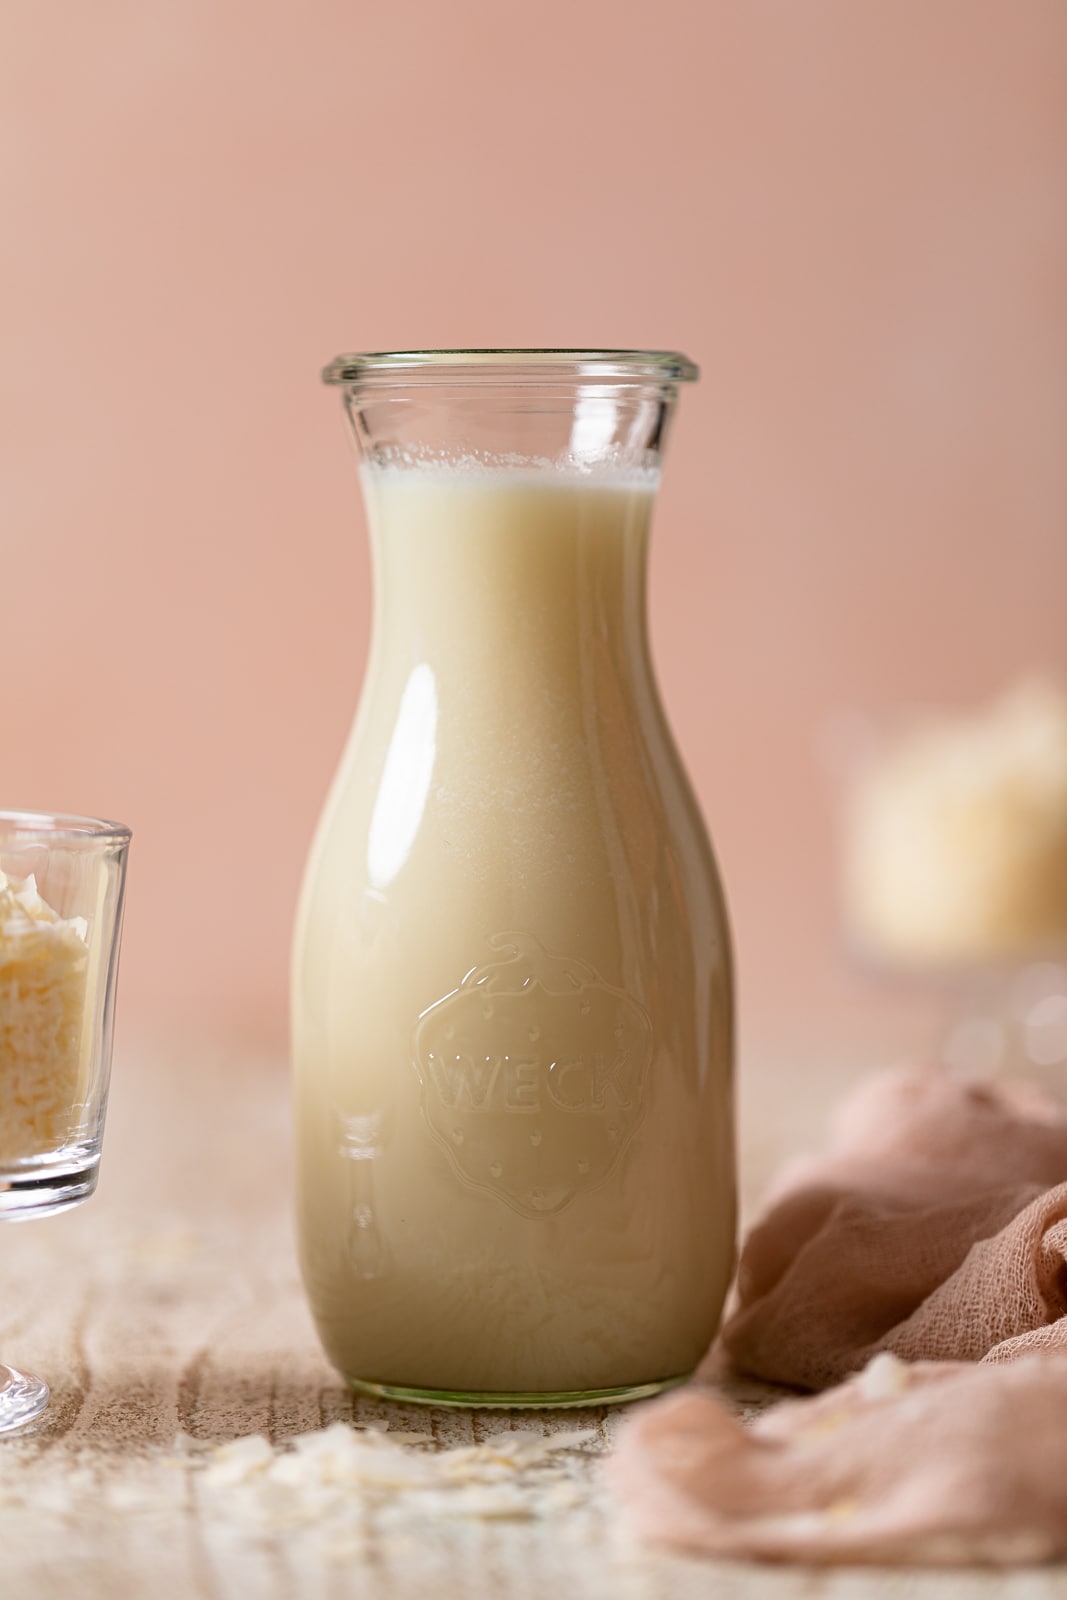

{"left": 322, "top": 349, "right": 699, "bottom": 387}
{"left": 0, "top": 810, "right": 132, "bottom": 847}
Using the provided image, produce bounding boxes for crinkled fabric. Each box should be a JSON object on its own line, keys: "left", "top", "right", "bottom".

{"left": 609, "top": 1353, "right": 1067, "bottom": 1566}
{"left": 720, "top": 1066, "right": 1067, "bottom": 1390}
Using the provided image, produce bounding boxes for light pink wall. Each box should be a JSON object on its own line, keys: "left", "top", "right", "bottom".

{"left": 3, "top": 1, "right": 1065, "bottom": 1048}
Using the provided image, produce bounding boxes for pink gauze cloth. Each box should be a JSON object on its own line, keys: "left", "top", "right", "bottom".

{"left": 609, "top": 1065, "right": 1067, "bottom": 1566}
{"left": 721, "top": 1064, "right": 1067, "bottom": 1390}
{"left": 608, "top": 1352, "right": 1067, "bottom": 1565}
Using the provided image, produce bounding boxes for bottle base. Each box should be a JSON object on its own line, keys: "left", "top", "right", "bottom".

{"left": 346, "top": 1371, "right": 692, "bottom": 1410}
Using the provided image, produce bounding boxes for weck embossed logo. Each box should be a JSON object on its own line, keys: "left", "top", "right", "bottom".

{"left": 412, "top": 933, "right": 652, "bottom": 1217}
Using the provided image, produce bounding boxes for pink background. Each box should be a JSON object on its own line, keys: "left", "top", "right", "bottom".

{"left": 3, "top": 1, "right": 1065, "bottom": 1053}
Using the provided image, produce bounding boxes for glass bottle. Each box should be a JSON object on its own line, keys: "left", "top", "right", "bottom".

{"left": 293, "top": 351, "right": 735, "bottom": 1406}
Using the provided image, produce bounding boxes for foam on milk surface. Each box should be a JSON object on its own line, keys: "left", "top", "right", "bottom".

{"left": 361, "top": 449, "right": 662, "bottom": 489}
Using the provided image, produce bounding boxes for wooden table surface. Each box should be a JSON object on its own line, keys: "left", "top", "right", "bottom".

{"left": 2, "top": 1031, "right": 1064, "bottom": 1599}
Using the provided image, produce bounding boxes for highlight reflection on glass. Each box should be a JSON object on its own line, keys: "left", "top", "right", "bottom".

{"left": 366, "top": 662, "right": 437, "bottom": 890}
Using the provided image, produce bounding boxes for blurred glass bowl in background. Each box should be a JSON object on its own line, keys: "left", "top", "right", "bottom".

{"left": 829, "top": 680, "right": 1067, "bottom": 1091}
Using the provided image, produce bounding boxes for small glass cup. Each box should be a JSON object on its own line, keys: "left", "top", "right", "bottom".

{"left": 0, "top": 810, "right": 130, "bottom": 1431}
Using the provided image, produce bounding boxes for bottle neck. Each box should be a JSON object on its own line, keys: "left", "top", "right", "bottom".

{"left": 362, "top": 465, "right": 656, "bottom": 683}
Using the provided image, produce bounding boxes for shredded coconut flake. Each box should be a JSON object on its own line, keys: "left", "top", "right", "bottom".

{"left": 856, "top": 1352, "right": 911, "bottom": 1402}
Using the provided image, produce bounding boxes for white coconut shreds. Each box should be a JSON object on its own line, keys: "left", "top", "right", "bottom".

{"left": 185, "top": 1421, "right": 603, "bottom": 1525}
{"left": 0, "top": 1418, "right": 605, "bottom": 1556}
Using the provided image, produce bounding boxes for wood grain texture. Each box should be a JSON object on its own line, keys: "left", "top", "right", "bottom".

{"left": 0, "top": 1034, "right": 1063, "bottom": 1599}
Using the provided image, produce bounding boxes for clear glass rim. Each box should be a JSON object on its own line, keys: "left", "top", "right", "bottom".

{"left": 322, "top": 348, "right": 699, "bottom": 386}
{"left": 0, "top": 809, "right": 131, "bottom": 847}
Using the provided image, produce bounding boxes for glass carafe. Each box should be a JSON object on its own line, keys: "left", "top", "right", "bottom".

{"left": 293, "top": 350, "right": 735, "bottom": 1407}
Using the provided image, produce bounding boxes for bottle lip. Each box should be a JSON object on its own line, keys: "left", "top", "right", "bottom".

{"left": 322, "top": 349, "right": 699, "bottom": 387}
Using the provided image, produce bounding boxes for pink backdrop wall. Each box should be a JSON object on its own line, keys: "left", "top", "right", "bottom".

{"left": 3, "top": 1, "right": 1066, "bottom": 1051}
